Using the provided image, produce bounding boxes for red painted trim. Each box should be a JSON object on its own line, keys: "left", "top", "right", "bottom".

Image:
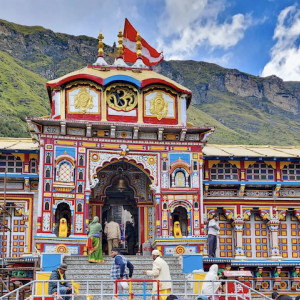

{"left": 107, "top": 107, "right": 138, "bottom": 123}
{"left": 141, "top": 79, "right": 192, "bottom": 95}
{"left": 46, "top": 74, "right": 104, "bottom": 88}
{"left": 140, "top": 207, "right": 145, "bottom": 245}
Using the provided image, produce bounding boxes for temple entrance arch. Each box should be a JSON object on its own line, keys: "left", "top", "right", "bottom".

{"left": 89, "top": 160, "right": 154, "bottom": 254}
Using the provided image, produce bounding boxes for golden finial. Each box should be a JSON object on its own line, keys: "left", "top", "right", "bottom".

{"left": 136, "top": 31, "right": 142, "bottom": 58}
{"left": 117, "top": 28, "right": 124, "bottom": 57}
{"left": 97, "top": 31, "right": 104, "bottom": 56}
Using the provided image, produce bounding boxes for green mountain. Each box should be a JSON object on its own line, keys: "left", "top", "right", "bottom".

{"left": 1, "top": 19, "right": 300, "bottom": 145}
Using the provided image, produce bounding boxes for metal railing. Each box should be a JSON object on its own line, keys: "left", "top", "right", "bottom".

{"left": 0, "top": 279, "right": 272, "bottom": 300}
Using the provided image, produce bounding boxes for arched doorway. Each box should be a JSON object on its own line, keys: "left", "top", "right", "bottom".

{"left": 90, "top": 161, "right": 153, "bottom": 254}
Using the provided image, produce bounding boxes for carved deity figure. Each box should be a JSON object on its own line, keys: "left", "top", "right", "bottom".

{"left": 58, "top": 217, "right": 68, "bottom": 237}
{"left": 74, "top": 87, "right": 94, "bottom": 113}
{"left": 150, "top": 92, "right": 168, "bottom": 120}
{"left": 173, "top": 221, "right": 183, "bottom": 238}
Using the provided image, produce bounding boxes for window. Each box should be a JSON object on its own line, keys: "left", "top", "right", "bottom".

{"left": 58, "top": 162, "right": 71, "bottom": 183}
{"left": 44, "top": 202, "right": 50, "bottom": 211}
{"left": 45, "top": 168, "right": 50, "bottom": 178}
{"left": 282, "top": 163, "right": 300, "bottom": 181}
{"left": 162, "top": 161, "right": 167, "bottom": 171}
{"left": 0, "top": 155, "right": 23, "bottom": 173}
{"left": 193, "top": 161, "right": 198, "bottom": 171}
{"left": 46, "top": 152, "right": 51, "bottom": 164}
{"left": 79, "top": 155, "right": 84, "bottom": 166}
{"left": 78, "top": 184, "right": 83, "bottom": 193}
{"left": 30, "top": 159, "right": 37, "bottom": 173}
{"left": 175, "top": 171, "right": 186, "bottom": 187}
{"left": 45, "top": 181, "right": 50, "bottom": 191}
{"left": 77, "top": 203, "right": 83, "bottom": 212}
{"left": 163, "top": 202, "right": 167, "bottom": 210}
{"left": 246, "top": 163, "right": 274, "bottom": 180}
{"left": 210, "top": 163, "right": 238, "bottom": 180}
{"left": 78, "top": 170, "right": 84, "bottom": 180}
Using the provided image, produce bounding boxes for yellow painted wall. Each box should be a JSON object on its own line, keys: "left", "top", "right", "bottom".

{"left": 36, "top": 272, "right": 51, "bottom": 295}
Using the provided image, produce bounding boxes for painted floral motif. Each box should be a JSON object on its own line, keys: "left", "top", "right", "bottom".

{"left": 43, "top": 212, "right": 50, "bottom": 231}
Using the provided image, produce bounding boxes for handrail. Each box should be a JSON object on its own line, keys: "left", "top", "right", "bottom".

{"left": 0, "top": 279, "right": 272, "bottom": 300}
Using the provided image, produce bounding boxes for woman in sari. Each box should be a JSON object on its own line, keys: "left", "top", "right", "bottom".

{"left": 86, "top": 216, "right": 104, "bottom": 263}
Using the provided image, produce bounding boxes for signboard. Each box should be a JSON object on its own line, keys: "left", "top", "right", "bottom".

{"left": 223, "top": 271, "right": 252, "bottom": 277}
{"left": 220, "top": 282, "right": 251, "bottom": 300}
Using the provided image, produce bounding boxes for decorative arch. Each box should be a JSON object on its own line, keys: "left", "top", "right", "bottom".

{"left": 88, "top": 150, "right": 158, "bottom": 190}
{"left": 94, "top": 170, "right": 147, "bottom": 203}
{"left": 170, "top": 161, "right": 190, "bottom": 175}
{"left": 169, "top": 200, "right": 192, "bottom": 213}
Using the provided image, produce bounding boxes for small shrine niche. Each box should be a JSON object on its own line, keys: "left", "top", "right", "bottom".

{"left": 54, "top": 202, "right": 71, "bottom": 237}
{"left": 172, "top": 206, "right": 188, "bottom": 237}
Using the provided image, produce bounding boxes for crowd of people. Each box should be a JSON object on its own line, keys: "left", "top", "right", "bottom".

{"left": 48, "top": 216, "right": 297, "bottom": 300}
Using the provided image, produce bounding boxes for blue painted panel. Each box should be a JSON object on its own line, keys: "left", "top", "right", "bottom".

{"left": 169, "top": 153, "right": 190, "bottom": 164}
{"left": 55, "top": 146, "right": 75, "bottom": 158}
{"left": 0, "top": 174, "right": 39, "bottom": 178}
{"left": 182, "top": 254, "right": 203, "bottom": 273}
{"left": 41, "top": 253, "right": 62, "bottom": 271}
{"left": 104, "top": 75, "right": 141, "bottom": 87}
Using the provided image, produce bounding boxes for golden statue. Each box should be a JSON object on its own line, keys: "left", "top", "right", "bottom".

{"left": 173, "top": 221, "right": 183, "bottom": 238}
{"left": 58, "top": 218, "right": 68, "bottom": 237}
{"left": 74, "top": 87, "right": 94, "bottom": 113}
{"left": 150, "top": 92, "right": 168, "bottom": 120}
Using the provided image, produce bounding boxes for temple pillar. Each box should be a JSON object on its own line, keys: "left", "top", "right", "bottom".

{"left": 232, "top": 217, "right": 247, "bottom": 260}
{"left": 267, "top": 218, "right": 282, "bottom": 260}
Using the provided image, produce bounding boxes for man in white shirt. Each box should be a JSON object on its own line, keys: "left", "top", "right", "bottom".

{"left": 208, "top": 214, "right": 220, "bottom": 258}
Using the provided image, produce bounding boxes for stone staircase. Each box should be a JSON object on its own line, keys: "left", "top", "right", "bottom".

{"left": 64, "top": 255, "right": 191, "bottom": 299}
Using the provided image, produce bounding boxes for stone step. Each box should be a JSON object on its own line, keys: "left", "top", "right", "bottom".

{"left": 66, "top": 264, "right": 181, "bottom": 270}
{"left": 66, "top": 270, "right": 183, "bottom": 276}
{"left": 64, "top": 257, "right": 179, "bottom": 263}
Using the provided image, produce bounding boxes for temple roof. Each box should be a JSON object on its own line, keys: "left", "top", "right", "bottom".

{"left": 0, "top": 138, "right": 38, "bottom": 151}
{"left": 203, "top": 144, "right": 300, "bottom": 158}
{"left": 46, "top": 66, "right": 192, "bottom": 106}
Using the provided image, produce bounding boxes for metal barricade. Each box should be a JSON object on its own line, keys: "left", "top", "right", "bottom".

{"left": 0, "top": 279, "right": 272, "bottom": 300}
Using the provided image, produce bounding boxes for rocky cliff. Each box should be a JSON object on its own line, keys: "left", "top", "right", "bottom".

{"left": 1, "top": 19, "right": 300, "bottom": 145}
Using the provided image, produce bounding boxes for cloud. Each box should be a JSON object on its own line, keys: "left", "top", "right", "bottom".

{"left": 261, "top": 5, "right": 300, "bottom": 81}
{"left": 203, "top": 52, "right": 233, "bottom": 66}
{"left": 157, "top": 0, "right": 251, "bottom": 60}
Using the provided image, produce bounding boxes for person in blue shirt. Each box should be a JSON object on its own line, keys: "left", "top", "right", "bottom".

{"left": 110, "top": 248, "right": 134, "bottom": 300}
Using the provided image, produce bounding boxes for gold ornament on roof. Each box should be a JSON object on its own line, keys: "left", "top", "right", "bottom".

{"left": 97, "top": 31, "right": 104, "bottom": 56}
{"left": 117, "top": 28, "right": 124, "bottom": 57}
{"left": 150, "top": 92, "right": 168, "bottom": 120}
{"left": 74, "top": 87, "right": 94, "bottom": 113}
{"left": 107, "top": 87, "right": 137, "bottom": 111}
{"left": 136, "top": 31, "right": 142, "bottom": 57}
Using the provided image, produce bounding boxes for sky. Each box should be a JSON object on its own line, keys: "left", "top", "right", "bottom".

{"left": 1, "top": 0, "right": 300, "bottom": 81}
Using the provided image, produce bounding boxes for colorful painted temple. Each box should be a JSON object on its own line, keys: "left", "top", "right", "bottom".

{"left": 1, "top": 30, "right": 300, "bottom": 293}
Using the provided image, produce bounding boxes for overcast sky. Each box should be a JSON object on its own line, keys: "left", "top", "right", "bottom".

{"left": 1, "top": 0, "right": 300, "bottom": 81}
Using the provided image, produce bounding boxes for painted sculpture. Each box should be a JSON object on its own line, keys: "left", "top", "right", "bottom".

{"left": 173, "top": 221, "right": 183, "bottom": 238}
{"left": 58, "top": 218, "right": 68, "bottom": 237}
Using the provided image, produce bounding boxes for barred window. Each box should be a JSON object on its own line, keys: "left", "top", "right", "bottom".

{"left": 210, "top": 163, "right": 238, "bottom": 180}
{"left": 282, "top": 163, "right": 300, "bottom": 181}
{"left": 0, "top": 155, "right": 23, "bottom": 173}
{"left": 246, "top": 163, "right": 274, "bottom": 180}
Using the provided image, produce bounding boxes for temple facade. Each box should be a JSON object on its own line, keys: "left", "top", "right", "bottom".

{"left": 1, "top": 30, "right": 300, "bottom": 294}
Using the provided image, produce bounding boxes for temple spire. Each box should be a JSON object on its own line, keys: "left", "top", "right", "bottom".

{"left": 113, "top": 28, "right": 128, "bottom": 67}
{"left": 132, "top": 31, "right": 149, "bottom": 69}
{"left": 97, "top": 31, "right": 104, "bottom": 57}
{"left": 93, "top": 30, "right": 109, "bottom": 66}
{"left": 117, "top": 28, "right": 124, "bottom": 58}
{"left": 136, "top": 31, "right": 142, "bottom": 58}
